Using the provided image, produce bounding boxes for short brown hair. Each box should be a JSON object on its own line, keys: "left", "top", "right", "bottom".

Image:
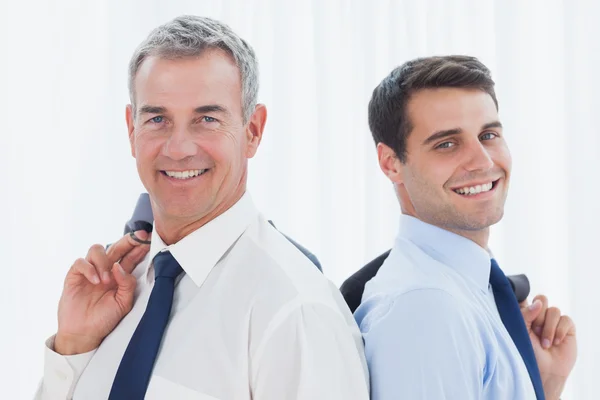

{"left": 368, "top": 55, "right": 498, "bottom": 162}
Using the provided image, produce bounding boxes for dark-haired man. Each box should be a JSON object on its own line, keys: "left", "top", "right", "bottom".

{"left": 355, "top": 56, "right": 577, "bottom": 399}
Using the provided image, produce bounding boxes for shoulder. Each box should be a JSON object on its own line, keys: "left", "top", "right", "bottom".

{"left": 357, "top": 287, "right": 473, "bottom": 335}
{"left": 236, "top": 215, "right": 336, "bottom": 304}
{"left": 227, "top": 215, "right": 357, "bottom": 346}
{"left": 358, "top": 239, "right": 475, "bottom": 329}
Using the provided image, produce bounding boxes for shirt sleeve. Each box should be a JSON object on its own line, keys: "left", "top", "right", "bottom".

{"left": 33, "top": 335, "right": 97, "bottom": 400}
{"left": 251, "top": 301, "right": 370, "bottom": 400}
{"left": 360, "top": 289, "right": 485, "bottom": 400}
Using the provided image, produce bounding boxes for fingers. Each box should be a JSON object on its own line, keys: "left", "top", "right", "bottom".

{"left": 554, "top": 315, "right": 576, "bottom": 345}
{"left": 112, "top": 263, "right": 137, "bottom": 314}
{"left": 540, "top": 307, "right": 561, "bottom": 349}
{"left": 70, "top": 258, "right": 101, "bottom": 285}
{"left": 531, "top": 294, "right": 548, "bottom": 336}
{"left": 119, "top": 237, "right": 151, "bottom": 274}
{"left": 106, "top": 230, "right": 150, "bottom": 265}
{"left": 521, "top": 299, "right": 543, "bottom": 327}
{"left": 68, "top": 231, "right": 151, "bottom": 287}
{"left": 86, "top": 244, "right": 112, "bottom": 284}
{"left": 526, "top": 294, "right": 576, "bottom": 349}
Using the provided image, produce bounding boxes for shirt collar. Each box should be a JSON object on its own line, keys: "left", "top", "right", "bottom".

{"left": 145, "top": 192, "right": 258, "bottom": 286}
{"left": 397, "top": 214, "right": 492, "bottom": 293}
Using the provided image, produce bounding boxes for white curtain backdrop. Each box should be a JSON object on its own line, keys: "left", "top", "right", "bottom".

{"left": 2, "top": 0, "right": 598, "bottom": 398}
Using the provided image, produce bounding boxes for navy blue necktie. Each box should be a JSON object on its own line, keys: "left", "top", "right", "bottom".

{"left": 109, "top": 250, "right": 183, "bottom": 400}
{"left": 490, "top": 259, "right": 545, "bottom": 400}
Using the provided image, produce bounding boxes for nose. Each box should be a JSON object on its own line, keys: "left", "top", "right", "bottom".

{"left": 162, "top": 126, "right": 197, "bottom": 161}
{"left": 463, "top": 141, "right": 494, "bottom": 172}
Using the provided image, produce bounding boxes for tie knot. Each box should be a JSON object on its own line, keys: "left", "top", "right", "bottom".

{"left": 489, "top": 258, "right": 510, "bottom": 287}
{"left": 153, "top": 251, "right": 183, "bottom": 279}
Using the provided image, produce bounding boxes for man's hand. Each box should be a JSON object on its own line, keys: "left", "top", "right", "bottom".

{"left": 54, "top": 231, "right": 151, "bottom": 355}
{"left": 521, "top": 295, "right": 577, "bottom": 400}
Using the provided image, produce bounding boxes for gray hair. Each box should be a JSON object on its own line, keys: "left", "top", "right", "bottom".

{"left": 128, "top": 15, "right": 259, "bottom": 123}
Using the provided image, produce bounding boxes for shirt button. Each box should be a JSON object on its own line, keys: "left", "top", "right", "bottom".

{"left": 55, "top": 370, "right": 67, "bottom": 381}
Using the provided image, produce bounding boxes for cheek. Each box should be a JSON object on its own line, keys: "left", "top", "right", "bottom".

{"left": 414, "top": 161, "right": 454, "bottom": 190}
{"left": 204, "top": 133, "right": 245, "bottom": 167}
{"left": 490, "top": 145, "right": 512, "bottom": 174}
{"left": 500, "top": 150, "right": 512, "bottom": 174}
{"left": 134, "top": 133, "right": 163, "bottom": 164}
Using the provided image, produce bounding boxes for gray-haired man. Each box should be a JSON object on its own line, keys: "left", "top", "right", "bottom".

{"left": 35, "top": 15, "right": 369, "bottom": 399}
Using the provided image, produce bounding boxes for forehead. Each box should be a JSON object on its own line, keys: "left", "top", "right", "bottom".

{"left": 407, "top": 88, "right": 498, "bottom": 133}
{"left": 133, "top": 49, "right": 242, "bottom": 109}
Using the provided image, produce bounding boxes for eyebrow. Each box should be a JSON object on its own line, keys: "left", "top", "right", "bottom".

{"left": 138, "top": 105, "right": 166, "bottom": 115}
{"left": 194, "top": 104, "right": 229, "bottom": 116}
{"left": 422, "top": 128, "right": 462, "bottom": 146}
{"left": 422, "top": 120, "right": 503, "bottom": 146}
{"left": 137, "top": 104, "right": 230, "bottom": 116}
{"left": 482, "top": 121, "right": 503, "bottom": 131}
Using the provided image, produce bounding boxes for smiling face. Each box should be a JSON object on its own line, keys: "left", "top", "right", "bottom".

{"left": 126, "top": 49, "right": 266, "bottom": 242}
{"left": 378, "top": 87, "right": 511, "bottom": 245}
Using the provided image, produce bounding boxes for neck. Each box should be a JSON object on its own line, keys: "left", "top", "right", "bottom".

{"left": 153, "top": 190, "right": 245, "bottom": 245}
{"left": 400, "top": 208, "right": 490, "bottom": 250}
{"left": 444, "top": 226, "right": 490, "bottom": 250}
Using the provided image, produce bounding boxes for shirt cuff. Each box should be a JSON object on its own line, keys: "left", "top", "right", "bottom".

{"left": 41, "top": 335, "right": 97, "bottom": 399}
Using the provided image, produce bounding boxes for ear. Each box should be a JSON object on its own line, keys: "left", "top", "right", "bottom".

{"left": 126, "top": 104, "right": 136, "bottom": 158}
{"left": 245, "top": 104, "right": 267, "bottom": 158}
{"left": 377, "top": 142, "right": 405, "bottom": 184}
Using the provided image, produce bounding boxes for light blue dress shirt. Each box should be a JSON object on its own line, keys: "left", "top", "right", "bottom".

{"left": 355, "top": 215, "right": 537, "bottom": 399}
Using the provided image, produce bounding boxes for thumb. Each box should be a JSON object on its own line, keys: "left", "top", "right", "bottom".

{"left": 112, "top": 262, "right": 136, "bottom": 314}
{"left": 521, "top": 299, "right": 543, "bottom": 326}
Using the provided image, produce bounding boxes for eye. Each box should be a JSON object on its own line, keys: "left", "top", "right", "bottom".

{"left": 149, "top": 116, "right": 164, "bottom": 124}
{"left": 481, "top": 131, "right": 497, "bottom": 141}
{"left": 436, "top": 141, "right": 455, "bottom": 149}
{"left": 202, "top": 116, "right": 217, "bottom": 123}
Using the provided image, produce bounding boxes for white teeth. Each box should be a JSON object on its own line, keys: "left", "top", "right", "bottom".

{"left": 164, "top": 169, "right": 207, "bottom": 179}
{"left": 454, "top": 182, "right": 493, "bottom": 195}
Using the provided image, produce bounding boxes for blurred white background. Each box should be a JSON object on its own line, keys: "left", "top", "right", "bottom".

{"left": 1, "top": 0, "right": 599, "bottom": 398}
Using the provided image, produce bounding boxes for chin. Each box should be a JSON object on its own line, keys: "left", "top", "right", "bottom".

{"left": 461, "top": 209, "right": 504, "bottom": 231}
{"left": 153, "top": 196, "right": 208, "bottom": 220}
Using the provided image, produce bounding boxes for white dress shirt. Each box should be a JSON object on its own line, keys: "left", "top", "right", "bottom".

{"left": 35, "top": 193, "right": 369, "bottom": 399}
